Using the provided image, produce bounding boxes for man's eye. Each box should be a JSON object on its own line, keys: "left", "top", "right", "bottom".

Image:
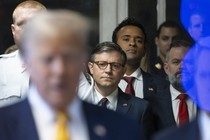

{"left": 42, "top": 57, "right": 53, "bottom": 64}
{"left": 122, "top": 37, "right": 129, "bottom": 42}
{"left": 98, "top": 62, "right": 107, "bottom": 67}
{"left": 136, "top": 39, "right": 144, "bottom": 44}
{"left": 162, "top": 37, "right": 169, "bottom": 41}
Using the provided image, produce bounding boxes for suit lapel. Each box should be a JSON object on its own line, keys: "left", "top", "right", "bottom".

{"left": 116, "top": 88, "right": 131, "bottom": 115}
{"left": 141, "top": 70, "right": 156, "bottom": 99}
{"left": 159, "top": 88, "right": 176, "bottom": 126}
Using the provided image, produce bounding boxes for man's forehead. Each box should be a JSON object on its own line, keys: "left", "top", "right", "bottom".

{"left": 160, "top": 27, "right": 178, "bottom": 35}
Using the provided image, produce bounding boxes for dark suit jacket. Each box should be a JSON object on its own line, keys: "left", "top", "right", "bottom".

{"left": 150, "top": 56, "right": 167, "bottom": 79}
{"left": 141, "top": 69, "right": 169, "bottom": 100}
{"left": 116, "top": 89, "right": 155, "bottom": 140}
{"left": 153, "top": 119, "right": 200, "bottom": 140}
{"left": 148, "top": 87, "right": 176, "bottom": 131}
{"left": 0, "top": 98, "right": 141, "bottom": 140}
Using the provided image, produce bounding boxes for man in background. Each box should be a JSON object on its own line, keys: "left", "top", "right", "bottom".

{"left": 150, "top": 40, "right": 197, "bottom": 131}
{"left": 0, "top": 0, "right": 46, "bottom": 107}
{"left": 150, "top": 21, "right": 182, "bottom": 79}
{"left": 154, "top": 37, "right": 210, "bottom": 140}
{"left": 112, "top": 17, "right": 168, "bottom": 100}
{"left": 83, "top": 41, "right": 154, "bottom": 140}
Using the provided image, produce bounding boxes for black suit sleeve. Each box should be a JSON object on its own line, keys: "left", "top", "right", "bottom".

{"left": 141, "top": 102, "right": 156, "bottom": 140}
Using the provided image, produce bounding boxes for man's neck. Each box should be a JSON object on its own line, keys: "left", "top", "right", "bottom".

{"left": 95, "top": 85, "right": 117, "bottom": 97}
{"left": 125, "top": 64, "right": 139, "bottom": 75}
{"left": 159, "top": 54, "right": 166, "bottom": 63}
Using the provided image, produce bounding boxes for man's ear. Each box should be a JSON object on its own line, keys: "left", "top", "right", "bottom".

{"left": 164, "top": 62, "right": 169, "bottom": 75}
{"left": 11, "top": 24, "right": 15, "bottom": 37}
{"left": 88, "top": 62, "right": 94, "bottom": 75}
{"left": 155, "top": 37, "right": 159, "bottom": 47}
{"left": 122, "top": 66, "right": 127, "bottom": 75}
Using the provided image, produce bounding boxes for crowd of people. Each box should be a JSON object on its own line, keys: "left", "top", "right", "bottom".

{"left": 0, "top": 1, "right": 209, "bottom": 140}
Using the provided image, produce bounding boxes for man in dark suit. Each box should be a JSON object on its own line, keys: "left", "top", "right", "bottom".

{"left": 82, "top": 41, "right": 154, "bottom": 140}
{"left": 0, "top": 10, "right": 141, "bottom": 140}
{"left": 112, "top": 17, "right": 168, "bottom": 100}
{"left": 153, "top": 37, "right": 210, "bottom": 140}
{"left": 150, "top": 40, "right": 197, "bottom": 131}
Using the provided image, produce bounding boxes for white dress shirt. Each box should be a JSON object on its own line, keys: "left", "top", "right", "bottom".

{"left": 199, "top": 111, "right": 210, "bottom": 140}
{"left": 28, "top": 85, "right": 89, "bottom": 140}
{"left": 80, "top": 81, "right": 118, "bottom": 111}
{"left": 170, "top": 85, "right": 197, "bottom": 125}
{"left": 93, "top": 88, "right": 118, "bottom": 111}
{"left": 118, "top": 68, "right": 144, "bottom": 98}
{"left": 0, "top": 50, "right": 29, "bottom": 107}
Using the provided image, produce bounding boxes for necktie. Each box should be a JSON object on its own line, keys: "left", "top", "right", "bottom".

{"left": 55, "top": 112, "right": 70, "bottom": 140}
{"left": 98, "top": 98, "right": 108, "bottom": 109}
{"left": 123, "top": 77, "right": 135, "bottom": 95}
{"left": 177, "top": 94, "right": 189, "bottom": 126}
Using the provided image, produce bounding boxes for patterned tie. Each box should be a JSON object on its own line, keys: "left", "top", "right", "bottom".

{"left": 177, "top": 94, "right": 189, "bottom": 126}
{"left": 55, "top": 112, "right": 70, "bottom": 140}
{"left": 123, "top": 77, "right": 135, "bottom": 95}
{"left": 98, "top": 98, "right": 109, "bottom": 109}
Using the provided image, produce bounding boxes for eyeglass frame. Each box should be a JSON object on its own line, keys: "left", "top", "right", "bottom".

{"left": 91, "top": 61, "right": 124, "bottom": 71}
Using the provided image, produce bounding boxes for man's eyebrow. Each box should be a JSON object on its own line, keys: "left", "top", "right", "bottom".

{"left": 122, "top": 35, "right": 131, "bottom": 37}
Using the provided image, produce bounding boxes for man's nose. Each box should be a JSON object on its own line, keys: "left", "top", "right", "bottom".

{"left": 53, "top": 59, "right": 65, "bottom": 76}
{"left": 129, "top": 38, "right": 136, "bottom": 47}
{"left": 104, "top": 64, "right": 112, "bottom": 73}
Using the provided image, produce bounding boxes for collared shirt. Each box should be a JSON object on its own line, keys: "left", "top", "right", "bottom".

{"left": 94, "top": 88, "right": 118, "bottom": 111}
{"left": 119, "top": 68, "right": 144, "bottom": 98}
{"left": 170, "top": 85, "right": 197, "bottom": 124}
{"left": 0, "top": 50, "right": 29, "bottom": 107}
{"left": 199, "top": 111, "right": 210, "bottom": 140}
{"left": 28, "top": 85, "right": 89, "bottom": 140}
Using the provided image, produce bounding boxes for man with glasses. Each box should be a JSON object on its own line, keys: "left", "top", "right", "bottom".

{"left": 81, "top": 41, "right": 155, "bottom": 140}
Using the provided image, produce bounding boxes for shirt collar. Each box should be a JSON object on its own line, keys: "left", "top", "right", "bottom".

{"left": 124, "top": 68, "right": 142, "bottom": 81}
{"left": 94, "top": 88, "right": 118, "bottom": 108}
{"left": 28, "top": 84, "right": 82, "bottom": 123}
{"left": 170, "top": 84, "right": 182, "bottom": 101}
{"left": 16, "top": 50, "right": 27, "bottom": 73}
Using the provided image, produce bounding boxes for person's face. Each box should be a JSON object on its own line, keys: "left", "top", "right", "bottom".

{"left": 26, "top": 31, "right": 83, "bottom": 111}
{"left": 116, "top": 25, "right": 145, "bottom": 65}
{"left": 11, "top": 7, "right": 41, "bottom": 47}
{"left": 188, "top": 14, "right": 203, "bottom": 41}
{"left": 195, "top": 50, "right": 210, "bottom": 111}
{"left": 155, "top": 27, "right": 179, "bottom": 59}
{"left": 88, "top": 51, "right": 126, "bottom": 93}
{"left": 164, "top": 47, "right": 189, "bottom": 91}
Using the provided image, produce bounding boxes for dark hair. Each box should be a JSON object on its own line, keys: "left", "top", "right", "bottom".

{"left": 112, "top": 17, "right": 147, "bottom": 44}
{"left": 165, "top": 40, "right": 191, "bottom": 61}
{"left": 156, "top": 20, "right": 182, "bottom": 37}
{"left": 90, "top": 41, "right": 127, "bottom": 66}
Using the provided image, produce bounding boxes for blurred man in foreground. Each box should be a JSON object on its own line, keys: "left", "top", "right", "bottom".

{"left": 0, "top": 10, "right": 141, "bottom": 140}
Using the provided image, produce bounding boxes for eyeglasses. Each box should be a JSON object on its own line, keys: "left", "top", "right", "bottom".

{"left": 92, "top": 61, "right": 123, "bottom": 71}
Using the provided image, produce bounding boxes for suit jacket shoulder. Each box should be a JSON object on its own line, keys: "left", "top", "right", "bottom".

{"left": 116, "top": 89, "right": 155, "bottom": 140}
{"left": 149, "top": 87, "right": 176, "bottom": 131}
{"left": 153, "top": 119, "right": 200, "bottom": 140}
{"left": 82, "top": 100, "right": 142, "bottom": 140}
{"left": 0, "top": 99, "right": 39, "bottom": 140}
{"left": 141, "top": 69, "right": 169, "bottom": 99}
